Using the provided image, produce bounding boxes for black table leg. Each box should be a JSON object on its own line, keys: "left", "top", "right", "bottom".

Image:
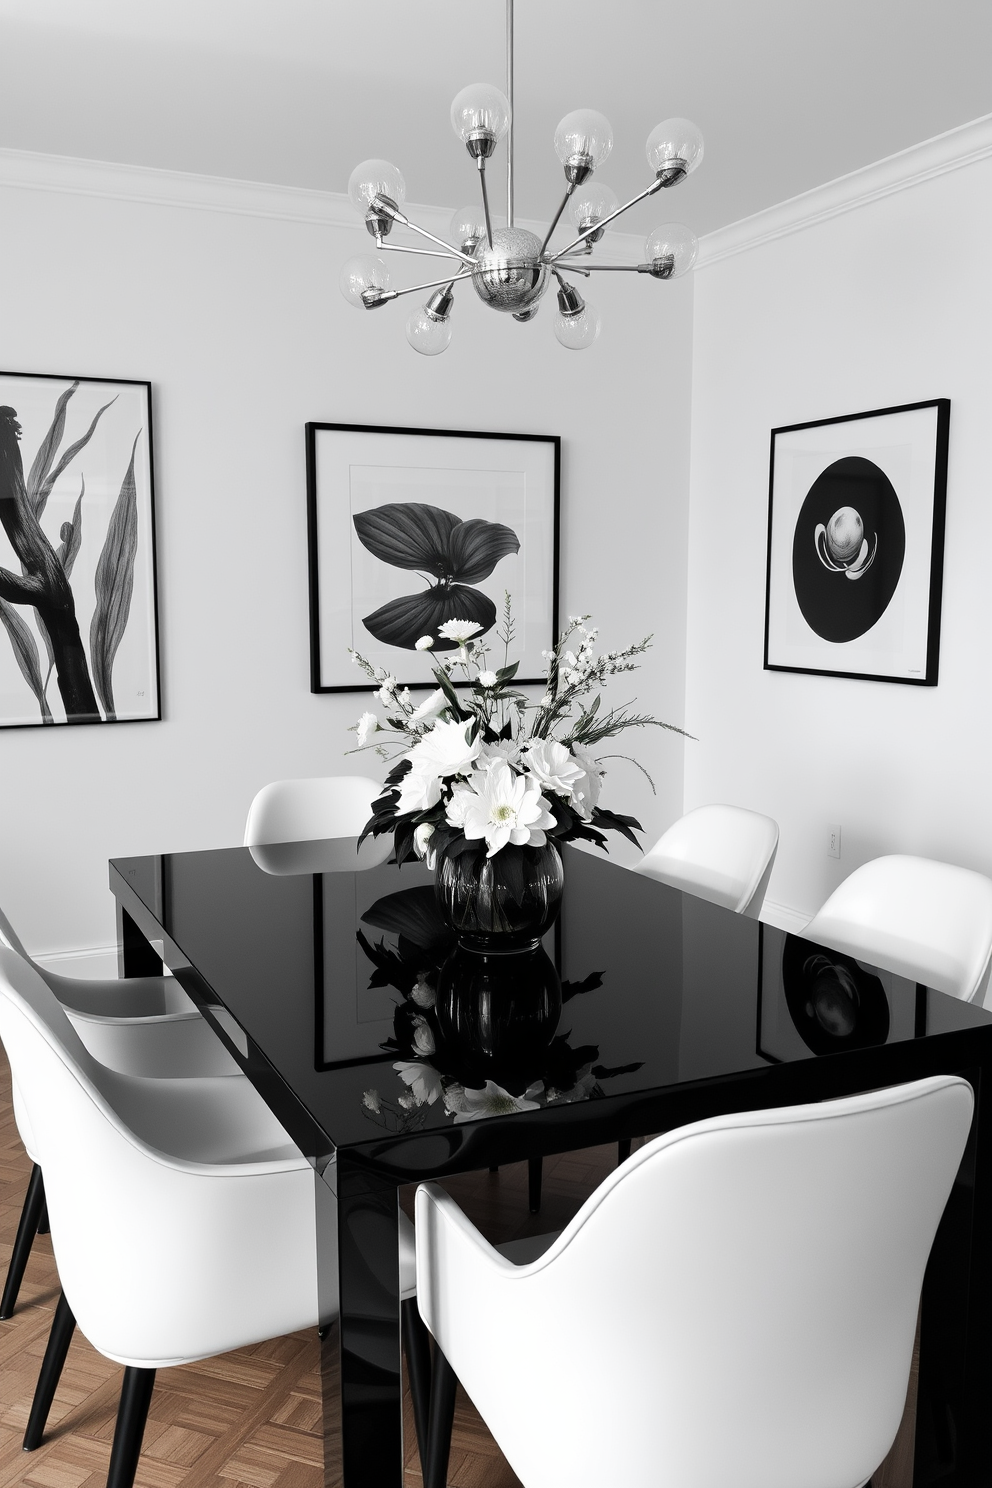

{"left": 116, "top": 903, "right": 163, "bottom": 979}
{"left": 328, "top": 1155, "right": 404, "bottom": 1488}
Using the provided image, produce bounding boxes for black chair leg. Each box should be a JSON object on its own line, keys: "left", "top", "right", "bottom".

{"left": 1, "top": 1165, "right": 47, "bottom": 1319}
{"left": 23, "top": 1290, "right": 76, "bottom": 1449}
{"left": 426, "top": 1345, "right": 458, "bottom": 1488}
{"left": 402, "top": 1298, "right": 433, "bottom": 1477}
{"left": 617, "top": 1138, "right": 632, "bottom": 1165}
{"left": 528, "top": 1155, "right": 543, "bottom": 1214}
{"left": 36, "top": 1198, "right": 50, "bottom": 1235}
{"left": 106, "top": 1367, "right": 156, "bottom": 1488}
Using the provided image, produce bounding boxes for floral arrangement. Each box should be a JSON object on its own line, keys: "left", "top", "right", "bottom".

{"left": 349, "top": 596, "right": 686, "bottom": 871}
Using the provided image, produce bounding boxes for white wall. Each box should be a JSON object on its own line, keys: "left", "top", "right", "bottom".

{"left": 684, "top": 120, "right": 992, "bottom": 926}
{"left": 0, "top": 152, "right": 693, "bottom": 959}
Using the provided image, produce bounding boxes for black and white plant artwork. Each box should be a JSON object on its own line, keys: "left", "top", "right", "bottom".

{"left": 0, "top": 374, "right": 159, "bottom": 728}
{"left": 353, "top": 501, "right": 520, "bottom": 650}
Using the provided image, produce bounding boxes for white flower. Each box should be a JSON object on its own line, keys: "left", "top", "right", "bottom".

{"left": 374, "top": 677, "right": 397, "bottom": 705}
{"left": 437, "top": 619, "right": 483, "bottom": 644}
{"left": 479, "top": 740, "right": 522, "bottom": 768}
{"left": 413, "top": 822, "right": 436, "bottom": 865}
{"left": 396, "top": 767, "right": 442, "bottom": 815}
{"left": 459, "top": 759, "right": 555, "bottom": 857}
{"left": 570, "top": 743, "right": 604, "bottom": 819}
{"left": 409, "top": 688, "right": 447, "bottom": 725}
{"left": 410, "top": 973, "right": 436, "bottom": 1009}
{"left": 415, "top": 635, "right": 434, "bottom": 651}
{"left": 411, "top": 1017, "right": 436, "bottom": 1056}
{"left": 547, "top": 1063, "right": 598, "bottom": 1104}
{"left": 444, "top": 783, "right": 476, "bottom": 830}
{"left": 355, "top": 710, "right": 378, "bottom": 747}
{"left": 362, "top": 1089, "right": 381, "bottom": 1113}
{"left": 407, "top": 717, "right": 481, "bottom": 778}
{"left": 394, "top": 1060, "right": 443, "bottom": 1106}
{"left": 445, "top": 1080, "right": 543, "bottom": 1123}
{"left": 398, "top": 1092, "right": 417, "bottom": 1111}
{"left": 522, "top": 738, "right": 584, "bottom": 798}
{"left": 477, "top": 670, "right": 498, "bottom": 688}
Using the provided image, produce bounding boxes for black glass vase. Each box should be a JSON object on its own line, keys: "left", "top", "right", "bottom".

{"left": 434, "top": 841, "right": 564, "bottom": 951}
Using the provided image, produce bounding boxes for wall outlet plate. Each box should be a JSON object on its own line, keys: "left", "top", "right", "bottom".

{"left": 828, "top": 824, "right": 842, "bottom": 859}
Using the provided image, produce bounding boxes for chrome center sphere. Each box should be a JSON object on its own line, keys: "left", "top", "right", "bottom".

{"left": 471, "top": 227, "right": 549, "bottom": 313}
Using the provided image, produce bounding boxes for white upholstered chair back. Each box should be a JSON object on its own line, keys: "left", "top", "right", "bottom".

{"left": 636, "top": 803, "right": 779, "bottom": 917}
{"left": 804, "top": 854, "right": 992, "bottom": 1005}
{"left": 244, "top": 774, "right": 382, "bottom": 846}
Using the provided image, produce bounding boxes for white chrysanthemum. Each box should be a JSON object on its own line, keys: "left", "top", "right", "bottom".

{"left": 374, "top": 677, "right": 397, "bottom": 705}
{"left": 362, "top": 1089, "right": 381, "bottom": 1113}
{"left": 477, "top": 670, "right": 498, "bottom": 688}
{"left": 459, "top": 759, "right": 555, "bottom": 857}
{"left": 396, "top": 767, "right": 442, "bottom": 815}
{"left": 415, "top": 635, "right": 434, "bottom": 651}
{"left": 394, "top": 1060, "right": 444, "bottom": 1106}
{"left": 522, "top": 738, "right": 585, "bottom": 798}
{"left": 437, "top": 619, "right": 483, "bottom": 644}
{"left": 445, "top": 1080, "right": 543, "bottom": 1123}
{"left": 411, "top": 1017, "right": 436, "bottom": 1057}
{"left": 479, "top": 740, "right": 522, "bottom": 768}
{"left": 408, "top": 688, "right": 447, "bottom": 724}
{"left": 413, "top": 822, "right": 436, "bottom": 865}
{"left": 570, "top": 743, "right": 604, "bottom": 819}
{"left": 355, "top": 710, "right": 378, "bottom": 747}
{"left": 444, "top": 783, "right": 475, "bottom": 830}
{"left": 408, "top": 717, "right": 481, "bottom": 778}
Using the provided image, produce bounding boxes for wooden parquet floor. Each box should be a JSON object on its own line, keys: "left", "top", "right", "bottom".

{"left": 0, "top": 1048, "right": 616, "bottom": 1488}
{"left": 0, "top": 1047, "right": 915, "bottom": 1488}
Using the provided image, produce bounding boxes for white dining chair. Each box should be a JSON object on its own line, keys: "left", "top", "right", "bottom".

{"left": 416, "top": 1075, "right": 972, "bottom": 1488}
{"left": 803, "top": 854, "right": 992, "bottom": 1006}
{"left": 0, "top": 944, "right": 427, "bottom": 1488}
{"left": 0, "top": 902, "right": 240, "bottom": 1319}
{"left": 244, "top": 774, "right": 384, "bottom": 846}
{"left": 635, "top": 802, "right": 779, "bottom": 918}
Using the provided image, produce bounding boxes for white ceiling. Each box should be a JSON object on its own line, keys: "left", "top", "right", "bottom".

{"left": 1, "top": 0, "right": 990, "bottom": 237}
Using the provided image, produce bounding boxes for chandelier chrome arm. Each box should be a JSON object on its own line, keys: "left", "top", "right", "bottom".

{"left": 546, "top": 175, "right": 670, "bottom": 262}
{"left": 362, "top": 268, "right": 473, "bottom": 310}
{"left": 369, "top": 195, "right": 477, "bottom": 266}
{"left": 478, "top": 159, "right": 495, "bottom": 248}
{"left": 555, "top": 256, "right": 677, "bottom": 278}
{"left": 375, "top": 241, "right": 469, "bottom": 263}
{"left": 539, "top": 185, "right": 576, "bottom": 257}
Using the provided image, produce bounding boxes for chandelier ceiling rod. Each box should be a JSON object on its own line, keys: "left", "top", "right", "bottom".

{"left": 339, "top": 2, "right": 706, "bottom": 353}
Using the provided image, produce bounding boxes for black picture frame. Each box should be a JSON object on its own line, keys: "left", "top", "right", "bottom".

{"left": 763, "top": 399, "right": 949, "bottom": 685}
{"left": 306, "top": 422, "right": 560, "bottom": 693}
{"left": 0, "top": 369, "right": 161, "bottom": 728}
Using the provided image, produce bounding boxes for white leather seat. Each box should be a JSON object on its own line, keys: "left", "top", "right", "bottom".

{"left": 0, "top": 944, "right": 419, "bottom": 1488}
{"left": 416, "top": 1076, "right": 972, "bottom": 1488}
{"left": 244, "top": 774, "right": 384, "bottom": 846}
{"left": 803, "top": 854, "right": 992, "bottom": 1005}
{"left": 635, "top": 803, "right": 779, "bottom": 918}
{"left": 0, "top": 903, "right": 240, "bottom": 1320}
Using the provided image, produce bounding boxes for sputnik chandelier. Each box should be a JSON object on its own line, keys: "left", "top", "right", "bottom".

{"left": 339, "top": 0, "right": 703, "bottom": 354}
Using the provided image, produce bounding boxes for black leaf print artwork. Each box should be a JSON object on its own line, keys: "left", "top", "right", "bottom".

{"left": 354, "top": 501, "right": 520, "bottom": 650}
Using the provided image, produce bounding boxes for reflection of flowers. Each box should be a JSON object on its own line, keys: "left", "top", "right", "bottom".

{"left": 354, "top": 502, "right": 520, "bottom": 651}
{"left": 356, "top": 884, "right": 642, "bottom": 1129}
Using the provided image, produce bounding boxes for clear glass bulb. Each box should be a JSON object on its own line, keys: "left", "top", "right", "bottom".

{"left": 554, "top": 110, "right": 613, "bottom": 171}
{"left": 347, "top": 159, "right": 407, "bottom": 214}
{"left": 645, "top": 118, "right": 704, "bottom": 177}
{"left": 406, "top": 307, "right": 453, "bottom": 356}
{"left": 554, "top": 302, "right": 601, "bottom": 350}
{"left": 644, "top": 222, "right": 698, "bottom": 277}
{"left": 339, "top": 255, "right": 391, "bottom": 308}
{"left": 568, "top": 182, "right": 620, "bottom": 232}
{"left": 450, "top": 84, "right": 510, "bottom": 146}
{"left": 450, "top": 204, "right": 487, "bottom": 252}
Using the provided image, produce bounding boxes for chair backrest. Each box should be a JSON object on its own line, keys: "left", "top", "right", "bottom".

{"left": 243, "top": 775, "right": 381, "bottom": 846}
{"left": 804, "top": 854, "right": 992, "bottom": 1004}
{"left": 417, "top": 1075, "right": 972, "bottom": 1488}
{"left": 635, "top": 803, "right": 779, "bottom": 917}
{"left": 0, "top": 944, "right": 314, "bottom": 1364}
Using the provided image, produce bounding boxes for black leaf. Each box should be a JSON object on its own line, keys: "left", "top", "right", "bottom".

{"left": 362, "top": 584, "right": 497, "bottom": 650}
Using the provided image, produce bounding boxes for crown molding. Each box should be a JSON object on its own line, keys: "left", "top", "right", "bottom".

{"left": 0, "top": 145, "right": 643, "bottom": 261}
{"left": 698, "top": 112, "right": 992, "bottom": 269}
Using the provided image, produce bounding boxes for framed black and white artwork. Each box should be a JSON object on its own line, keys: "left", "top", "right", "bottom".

{"left": 306, "top": 423, "right": 559, "bottom": 692}
{"left": 763, "top": 400, "right": 949, "bottom": 685}
{"left": 0, "top": 371, "right": 160, "bottom": 728}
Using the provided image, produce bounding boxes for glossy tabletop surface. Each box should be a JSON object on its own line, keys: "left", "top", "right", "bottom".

{"left": 110, "top": 840, "right": 992, "bottom": 1178}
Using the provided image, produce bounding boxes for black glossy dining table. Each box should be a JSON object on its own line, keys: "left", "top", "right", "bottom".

{"left": 109, "top": 841, "right": 992, "bottom": 1488}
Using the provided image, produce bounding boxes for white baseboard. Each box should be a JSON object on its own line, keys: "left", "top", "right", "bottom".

{"left": 759, "top": 899, "right": 811, "bottom": 935}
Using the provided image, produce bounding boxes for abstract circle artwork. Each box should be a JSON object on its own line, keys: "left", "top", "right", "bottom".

{"left": 791, "top": 456, "right": 905, "bottom": 643}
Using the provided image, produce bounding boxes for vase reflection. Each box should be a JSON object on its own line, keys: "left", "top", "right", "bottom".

{"left": 356, "top": 884, "right": 641, "bottom": 1129}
